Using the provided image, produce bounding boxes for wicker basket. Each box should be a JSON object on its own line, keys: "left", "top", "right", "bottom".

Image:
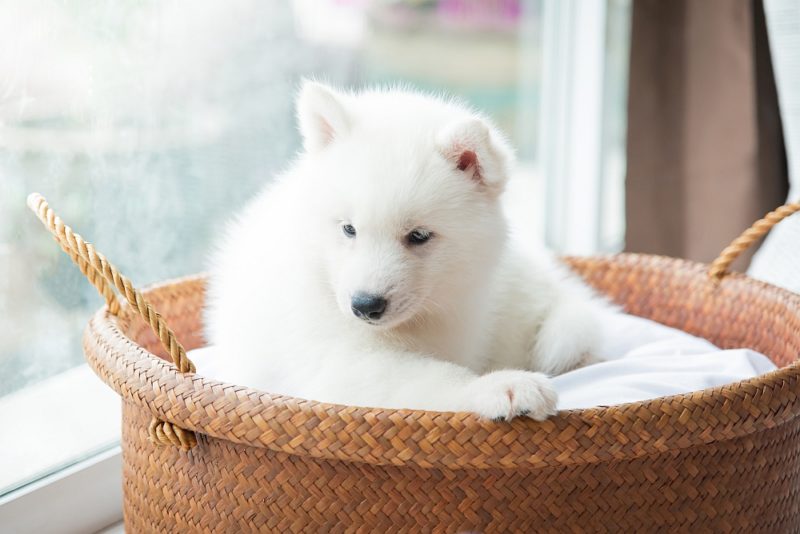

{"left": 28, "top": 193, "right": 800, "bottom": 533}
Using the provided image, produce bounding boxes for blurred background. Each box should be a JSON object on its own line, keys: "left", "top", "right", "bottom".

{"left": 1, "top": 0, "right": 630, "bottom": 399}
{"left": 1, "top": 0, "right": 798, "bottom": 503}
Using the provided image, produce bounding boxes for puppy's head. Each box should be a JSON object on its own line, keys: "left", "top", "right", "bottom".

{"left": 297, "top": 81, "right": 514, "bottom": 329}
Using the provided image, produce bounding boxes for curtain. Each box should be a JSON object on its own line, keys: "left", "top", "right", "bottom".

{"left": 625, "top": 0, "right": 788, "bottom": 268}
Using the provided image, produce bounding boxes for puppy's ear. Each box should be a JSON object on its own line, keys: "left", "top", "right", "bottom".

{"left": 297, "top": 81, "right": 351, "bottom": 152}
{"left": 436, "top": 118, "right": 513, "bottom": 193}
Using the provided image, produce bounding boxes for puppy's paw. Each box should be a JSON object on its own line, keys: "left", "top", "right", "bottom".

{"left": 463, "top": 370, "right": 557, "bottom": 421}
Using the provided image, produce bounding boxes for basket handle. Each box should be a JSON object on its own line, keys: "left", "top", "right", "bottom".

{"left": 709, "top": 202, "right": 800, "bottom": 280}
{"left": 27, "top": 193, "right": 198, "bottom": 450}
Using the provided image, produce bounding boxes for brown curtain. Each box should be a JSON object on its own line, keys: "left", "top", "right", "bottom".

{"left": 625, "top": 0, "right": 788, "bottom": 267}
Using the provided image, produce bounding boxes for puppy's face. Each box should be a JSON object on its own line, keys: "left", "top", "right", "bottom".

{"left": 329, "top": 213, "right": 446, "bottom": 329}
{"left": 323, "top": 168, "right": 497, "bottom": 329}
{"left": 297, "top": 82, "right": 513, "bottom": 329}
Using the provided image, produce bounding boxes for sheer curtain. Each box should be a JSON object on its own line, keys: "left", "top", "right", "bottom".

{"left": 748, "top": 0, "right": 800, "bottom": 292}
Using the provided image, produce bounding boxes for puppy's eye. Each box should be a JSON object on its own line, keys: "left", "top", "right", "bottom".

{"left": 342, "top": 224, "right": 357, "bottom": 238}
{"left": 407, "top": 229, "right": 432, "bottom": 246}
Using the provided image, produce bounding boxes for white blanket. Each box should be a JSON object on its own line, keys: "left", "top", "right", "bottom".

{"left": 557, "top": 313, "right": 777, "bottom": 409}
{"left": 189, "top": 313, "right": 777, "bottom": 411}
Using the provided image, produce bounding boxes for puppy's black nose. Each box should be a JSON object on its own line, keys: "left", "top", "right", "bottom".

{"left": 351, "top": 293, "right": 388, "bottom": 321}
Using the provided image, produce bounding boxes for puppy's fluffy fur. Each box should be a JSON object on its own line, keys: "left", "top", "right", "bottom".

{"left": 205, "top": 82, "right": 607, "bottom": 420}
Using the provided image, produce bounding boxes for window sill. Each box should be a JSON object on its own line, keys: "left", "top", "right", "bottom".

{"left": 0, "top": 364, "right": 120, "bottom": 495}
{"left": 0, "top": 446, "right": 123, "bottom": 534}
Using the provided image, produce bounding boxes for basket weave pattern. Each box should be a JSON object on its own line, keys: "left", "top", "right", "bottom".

{"left": 27, "top": 193, "right": 800, "bottom": 532}
{"left": 84, "top": 256, "right": 800, "bottom": 532}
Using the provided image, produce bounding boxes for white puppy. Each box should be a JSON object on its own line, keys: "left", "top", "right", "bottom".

{"left": 205, "top": 82, "right": 607, "bottom": 421}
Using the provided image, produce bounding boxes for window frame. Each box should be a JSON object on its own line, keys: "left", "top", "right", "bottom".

{"left": 0, "top": 445, "right": 122, "bottom": 533}
{"left": 538, "top": 0, "right": 630, "bottom": 255}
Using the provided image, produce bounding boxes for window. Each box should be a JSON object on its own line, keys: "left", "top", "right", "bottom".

{"left": 0, "top": 0, "right": 631, "bottom": 520}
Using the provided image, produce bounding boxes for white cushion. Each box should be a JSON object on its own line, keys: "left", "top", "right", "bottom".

{"left": 553, "top": 312, "right": 775, "bottom": 410}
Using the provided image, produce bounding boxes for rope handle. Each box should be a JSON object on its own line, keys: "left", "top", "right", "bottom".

{"left": 27, "top": 193, "right": 198, "bottom": 450}
{"left": 709, "top": 202, "right": 800, "bottom": 280}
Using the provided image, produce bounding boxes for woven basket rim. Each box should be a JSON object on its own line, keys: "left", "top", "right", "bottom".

{"left": 83, "top": 253, "right": 800, "bottom": 470}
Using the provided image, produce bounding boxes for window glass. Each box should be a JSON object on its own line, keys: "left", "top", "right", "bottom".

{"left": 0, "top": 0, "right": 630, "bottom": 494}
